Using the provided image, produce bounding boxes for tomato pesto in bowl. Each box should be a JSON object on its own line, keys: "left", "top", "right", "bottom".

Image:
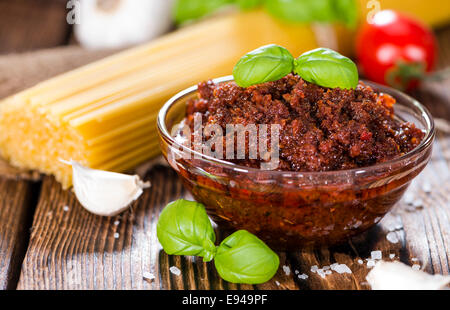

{"left": 186, "top": 74, "right": 424, "bottom": 172}
{"left": 157, "top": 46, "right": 434, "bottom": 249}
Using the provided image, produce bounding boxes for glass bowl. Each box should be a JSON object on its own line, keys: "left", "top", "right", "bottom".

{"left": 157, "top": 76, "right": 435, "bottom": 250}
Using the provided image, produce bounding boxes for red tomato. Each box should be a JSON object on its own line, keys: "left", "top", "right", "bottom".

{"left": 356, "top": 10, "right": 437, "bottom": 90}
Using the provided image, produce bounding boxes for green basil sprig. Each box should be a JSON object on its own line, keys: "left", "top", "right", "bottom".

{"left": 233, "top": 44, "right": 294, "bottom": 88}
{"left": 173, "top": 0, "right": 234, "bottom": 25}
{"left": 294, "top": 47, "right": 359, "bottom": 89}
{"left": 157, "top": 199, "right": 280, "bottom": 284}
{"left": 265, "top": 0, "right": 358, "bottom": 28}
{"left": 157, "top": 199, "right": 216, "bottom": 262}
{"left": 233, "top": 45, "right": 358, "bottom": 89}
{"left": 173, "top": 0, "right": 358, "bottom": 27}
{"left": 214, "top": 230, "right": 280, "bottom": 284}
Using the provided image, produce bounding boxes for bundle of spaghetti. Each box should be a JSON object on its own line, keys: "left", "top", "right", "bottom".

{"left": 0, "top": 10, "right": 321, "bottom": 188}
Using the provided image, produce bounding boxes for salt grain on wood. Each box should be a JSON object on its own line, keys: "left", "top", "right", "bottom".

{"left": 422, "top": 182, "right": 432, "bottom": 194}
{"left": 331, "top": 264, "right": 352, "bottom": 274}
{"left": 367, "top": 260, "right": 376, "bottom": 268}
{"left": 413, "top": 199, "right": 423, "bottom": 209}
{"left": 170, "top": 266, "right": 181, "bottom": 276}
{"left": 282, "top": 265, "right": 291, "bottom": 276}
{"left": 143, "top": 272, "right": 155, "bottom": 281}
{"left": 404, "top": 193, "right": 414, "bottom": 205}
{"left": 371, "top": 251, "right": 382, "bottom": 260}
{"left": 386, "top": 232, "right": 399, "bottom": 244}
{"left": 317, "top": 269, "right": 327, "bottom": 279}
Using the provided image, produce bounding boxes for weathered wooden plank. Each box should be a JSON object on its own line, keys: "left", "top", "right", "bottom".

{"left": 0, "top": 179, "right": 38, "bottom": 290}
{"left": 16, "top": 167, "right": 301, "bottom": 290}
{"left": 0, "top": 0, "right": 70, "bottom": 54}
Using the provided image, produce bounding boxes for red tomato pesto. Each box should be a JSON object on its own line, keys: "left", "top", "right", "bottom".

{"left": 169, "top": 74, "right": 429, "bottom": 248}
{"left": 185, "top": 74, "right": 424, "bottom": 171}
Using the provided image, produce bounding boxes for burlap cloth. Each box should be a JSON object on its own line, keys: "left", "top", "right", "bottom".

{"left": 0, "top": 46, "right": 117, "bottom": 181}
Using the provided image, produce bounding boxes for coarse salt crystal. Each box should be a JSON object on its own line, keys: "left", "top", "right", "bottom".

{"left": 63, "top": 206, "right": 70, "bottom": 212}
{"left": 367, "top": 260, "right": 376, "bottom": 268}
{"left": 413, "top": 199, "right": 423, "bottom": 209}
{"left": 371, "top": 251, "right": 382, "bottom": 260}
{"left": 422, "top": 182, "right": 432, "bottom": 194}
{"left": 404, "top": 193, "right": 414, "bottom": 205}
{"left": 323, "top": 266, "right": 331, "bottom": 271}
{"left": 114, "top": 233, "right": 120, "bottom": 239}
{"left": 282, "top": 265, "right": 291, "bottom": 276}
{"left": 114, "top": 220, "right": 120, "bottom": 226}
{"left": 331, "top": 264, "right": 352, "bottom": 274}
{"left": 389, "top": 254, "right": 395, "bottom": 259}
{"left": 143, "top": 272, "right": 155, "bottom": 281}
{"left": 412, "top": 264, "right": 421, "bottom": 271}
{"left": 412, "top": 258, "right": 419, "bottom": 262}
{"left": 386, "top": 232, "right": 399, "bottom": 244}
{"left": 294, "top": 270, "right": 299, "bottom": 275}
{"left": 275, "top": 280, "right": 280, "bottom": 286}
{"left": 358, "top": 259, "right": 364, "bottom": 264}
{"left": 310, "top": 265, "right": 318, "bottom": 273}
{"left": 317, "top": 269, "right": 327, "bottom": 279}
{"left": 170, "top": 266, "right": 181, "bottom": 276}
{"left": 298, "top": 274, "right": 308, "bottom": 280}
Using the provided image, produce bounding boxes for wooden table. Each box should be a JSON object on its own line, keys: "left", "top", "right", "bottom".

{"left": 0, "top": 1, "right": 449, "bottom": 290}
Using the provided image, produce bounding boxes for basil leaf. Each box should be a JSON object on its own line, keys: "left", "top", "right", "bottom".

{"left": 236, "top": 0, "right": 263, "bottom": 10}
{"left": 174, "top": 0, "right": 233, "bottom": 24}
{"left": 157, "top": 199, "right": 216, "bottom": 262}
{"left": 264, "top": 0, "right": 357, "bottom": 28}
{"left": 331, "top": 0, "right": 358, "bottom": 28}
{"left": 214, "top": 230, "right": 280, "bottom": 284}
{"left": 294, "top": 47, "right": 358, "bottom": 89}
{"left": 264, "top": 0, "right": 333, "bottom": 23}
{"left": 233, "top": 44, "right": 294, "bottom": 88}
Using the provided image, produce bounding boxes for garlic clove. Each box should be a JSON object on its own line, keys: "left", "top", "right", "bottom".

{"left": 62, "top": 160, "right": 151, "bottom": 217}
{"left": 367, "top": 261, "right": 450, "bottom": 290}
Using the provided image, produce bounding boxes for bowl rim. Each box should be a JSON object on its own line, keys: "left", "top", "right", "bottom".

{"left": 157, "top": 75, "right": 435, "bottom": 176}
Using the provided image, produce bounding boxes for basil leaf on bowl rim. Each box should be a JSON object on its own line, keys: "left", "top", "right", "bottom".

{"left": 294, "top": 47, "right": 359, "bottom": 89}
{"left": 214, "top": 230, "right": 280, "bottom": 284}
{"left": 233, "top": 44, "right": 295, "bottom": 88}
{"left": 157, "top": 199, "right": 216, "bottom": 262}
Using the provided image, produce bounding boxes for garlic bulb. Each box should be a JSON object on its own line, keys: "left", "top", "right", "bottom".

{"left": 367, "top": 261, "right": 450, "bottom": 290}
{"left": 75, "top": 0, "right": 175, "bottom": 49}
{"left": 62, "top": 160, "right": 151, "bottom": 216}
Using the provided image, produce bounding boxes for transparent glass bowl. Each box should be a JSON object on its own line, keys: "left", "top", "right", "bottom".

{"left": 157, "top": 76, "right": 435, "bottom": 250}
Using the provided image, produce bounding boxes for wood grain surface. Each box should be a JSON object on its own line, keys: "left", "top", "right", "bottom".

{"left": 0, "top": 4, "right": 449, "bottom": 290}
{"left": 0, "top": 179, "right": 39, "bottom": 290}
{"left": 0, "top": 0, "right": 70, "bottom": 54}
